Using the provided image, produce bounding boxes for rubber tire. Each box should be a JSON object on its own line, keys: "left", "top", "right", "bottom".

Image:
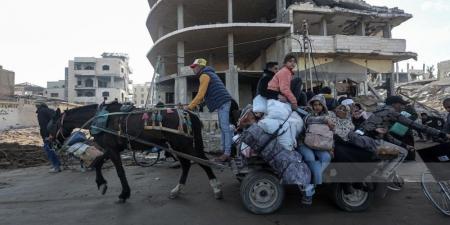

{"left": 240, "top": 171, "right": 284, "bottom": 215}
{"left": 132, "top": 150, "right": 160, "bottom": 167}
{"left": 331, "top": 183, "right": 374, "bottom": 212}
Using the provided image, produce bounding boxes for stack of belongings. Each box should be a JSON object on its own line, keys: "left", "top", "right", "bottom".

{"left": 64, "top": 131, "right": 103, "bottom": 168}
{"left": 239, "top": 99, "right": 311, "bottom": 186}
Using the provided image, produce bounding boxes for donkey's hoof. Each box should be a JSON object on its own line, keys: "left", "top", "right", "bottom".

{"left": 99, "top": 184, "right": 108, "bottom": 195}
{"left": 116, "top": 198, "right": 127, "bottom": 204}
{"left": 214, "top": 190, "right": 223, "bottom": 200}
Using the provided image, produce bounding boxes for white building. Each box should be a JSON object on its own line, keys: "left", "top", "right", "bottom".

{"left": 44, "top": 80, "right": 66, "bottom": 100}
{"left": 133, "top": 82, "right": 151, "bottom": 108}
{"left": 67, "top": 53, "right": 132, "bottom": 104}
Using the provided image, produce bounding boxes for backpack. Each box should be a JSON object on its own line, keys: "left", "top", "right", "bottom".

{"left": 304, "top": 123, "right": 334, "bottom": 151}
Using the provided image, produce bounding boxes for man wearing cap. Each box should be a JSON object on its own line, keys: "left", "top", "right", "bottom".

{"left": 36, "top": 101, "right": 61, "bottom": 173}
{"left": 348, "top": 96, "right": 448, "bottom": 190}
{"left": 185, "top": 58, "right": 233, "bottom": 162}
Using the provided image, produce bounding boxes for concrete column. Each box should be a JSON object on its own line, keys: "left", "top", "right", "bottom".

{"left": 227, "top": 0, "right": 233, "bottom": 23}
{"left": 396, "top": 62, "right": 399, "bottom": 84}
{"left": 383, "top": 23, "right": 392, "bottom": 38}
{"left": 159, "top": 56, "right": 166, "bottom": 76}
{"left": 320, "top": 18, "right": 327, "bottom": 36}
{"left": 177, "top": 3, "right": 184, "bottom": 29}
{"left": 276, "top": 0, "right": 284, "bottom": 22}
{"left": 177, "top": 41, "right": 185, "bottom": 74}
{"left": 387, "top": 62, "right": 395, "bottom": 97}
{"left": 357, "top": 21, "right": 366, "bottom": 36}
{"left": 226, "top": 33, "right": 239, "bottom": 103}
{"left": 175, "top": 77, "right": 187, "bottom": 104}
{"left": 175, "top": 39, "right": 187, "bottom": 104}
{"left": 407, "top": 63, "right": 411, "bottom": 82}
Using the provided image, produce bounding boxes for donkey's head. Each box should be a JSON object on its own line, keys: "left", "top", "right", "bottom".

{"left": 48, "top": 104, "right": 99, "bottom": 145}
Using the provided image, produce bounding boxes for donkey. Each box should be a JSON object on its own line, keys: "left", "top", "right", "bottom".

{"left": 48, "top": 102, "right": 223, "bottom": 203}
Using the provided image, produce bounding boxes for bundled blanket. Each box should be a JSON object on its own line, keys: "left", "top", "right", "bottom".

{"left": 240, "top": 124, "right": 311, "bottom": 186}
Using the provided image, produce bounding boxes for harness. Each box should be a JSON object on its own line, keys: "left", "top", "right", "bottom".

{"left": 56, "top": 112, "right": 68, "bottom": 141}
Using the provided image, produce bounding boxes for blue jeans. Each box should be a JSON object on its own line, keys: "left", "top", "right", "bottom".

{"left": 298, "top": 145, "right": 331, "bottom": 185}
{"left": 43, "top": 140, "right": 61, "bottom": 169}
{"left": 217, "top": 101, "right": 233, "bottom": 156}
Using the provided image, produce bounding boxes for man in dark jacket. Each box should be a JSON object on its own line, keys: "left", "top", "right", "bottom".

{"left": 36, "top": 101, "right": 61, "bottom": 173}
{"left": 186, "top": 58, "right": 233, "bottom": 162}
{"left": 349, "top": 96, "right": 448, "bottom": 190}
{"left": 256, "top": 62, "right": 278, "bottom": 98}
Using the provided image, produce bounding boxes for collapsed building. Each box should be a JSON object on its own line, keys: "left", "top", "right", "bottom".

{"left": 146, "top": 0, "right": 416, "bottom": 106}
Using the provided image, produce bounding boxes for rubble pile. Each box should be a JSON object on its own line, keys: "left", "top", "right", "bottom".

{"left": 400, "top": 79, "right": 450, "bottom": 113}
{"left": 0, "top": 127, "right": 47, "bottom": 169}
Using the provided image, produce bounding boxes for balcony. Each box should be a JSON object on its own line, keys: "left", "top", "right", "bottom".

{"left": 74, "top": 85, "right": 96, "bottom": 90}
{"left": 291, "top": 35, "right": 416, "bottom": 60}
{"left": 74, "top": 70, "right": 96, "bottom": 76}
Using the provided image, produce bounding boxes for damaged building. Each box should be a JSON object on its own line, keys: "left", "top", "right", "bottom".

{"left": 67, "top": 53, "right": 133, "bottom": 104}
{"left": 146, "top": 0, "right": 416, "bottom": 106}
{"left": 0, "top": 65, "right": 15, "bottom": 98}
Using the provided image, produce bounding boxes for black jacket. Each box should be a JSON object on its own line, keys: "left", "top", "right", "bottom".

{"left": 36, "top": 105, "right": 55, "bottom": 139}
{"left": 256, "top": 70, "right": 275, "bottom": 98}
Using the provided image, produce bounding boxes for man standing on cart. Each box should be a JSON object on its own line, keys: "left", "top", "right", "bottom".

{"left": 185, "top": 58, "right": 233, "bottom": 162}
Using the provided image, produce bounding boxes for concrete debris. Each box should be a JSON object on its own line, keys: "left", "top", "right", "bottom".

{"left": 399, "top": 79, "right": 450, "bottom": 114}
{"left": 291, "top": 0, "right": 407, "bottom": 14}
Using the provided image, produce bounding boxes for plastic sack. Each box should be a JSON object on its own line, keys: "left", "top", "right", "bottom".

{"left": 266, "top": 99, "right": 292, "bottom": 121}
{"left": 252, "top": 95, "right": 268, "bottom": 113}
{"left": 258, "top": 113, "right": 304, "bottom": 151}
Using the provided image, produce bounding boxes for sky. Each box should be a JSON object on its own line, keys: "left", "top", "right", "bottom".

{"left": 0, "top": 0, "right": 449, "bottom": 87}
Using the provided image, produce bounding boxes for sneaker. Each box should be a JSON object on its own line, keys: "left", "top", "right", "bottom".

{"left": 387, "top": 182, "right": 402, "bottom": 191}
{"left": 49, "top": 167, "right": 61, "bottom": 173}
{"left": 301, "top": 195, "right": 313, "bottom": 206}
{"left": 375, "top": 148, "right": 399, "bottom": 160}
{"left": 387, "top": 172, "right": 404, "bottom": 191}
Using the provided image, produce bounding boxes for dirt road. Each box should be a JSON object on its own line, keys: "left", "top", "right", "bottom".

{"left": 0, "top": 162, "right": 447, "bottom": 225}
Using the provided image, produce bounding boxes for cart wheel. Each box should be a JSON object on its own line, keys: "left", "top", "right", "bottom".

{"left": 332, "top": 183, "right": 373, "bottom": 212}
{"left": 240, "top": 171, "right": 284, "bottom": 215}
{"left": 421, "top": 172, "right": 450, "bottom": 216}
{"left": 133, "top": 150, "right": 160, "bottom": 167}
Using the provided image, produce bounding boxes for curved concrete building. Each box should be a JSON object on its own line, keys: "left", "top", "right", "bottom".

{"left": 147, "top": 0, "right": 416, "bottom": 105}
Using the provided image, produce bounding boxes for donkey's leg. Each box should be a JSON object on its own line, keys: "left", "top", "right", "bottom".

{"left": 109, "top": 149, "right": 131, "bottom": 203}
{"left": 94, "top": 153, "right": 109, "bottom": 195}
{"left": 196, "top": 154, "right": 223, "bottom": 199}
{"left": 169, "top": 157, "right": 191, "bottom": 199}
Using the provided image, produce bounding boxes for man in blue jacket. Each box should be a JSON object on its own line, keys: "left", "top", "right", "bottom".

{"left": 185, "top": 58, "right": 233, "bottom": 162}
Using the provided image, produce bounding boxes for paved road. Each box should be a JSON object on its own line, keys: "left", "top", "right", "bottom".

{"left": 0, "top": 160, "right": 448, "bottom": 225}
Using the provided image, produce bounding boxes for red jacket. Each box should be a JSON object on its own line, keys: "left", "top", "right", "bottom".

{"left": 267, "top": 67, "right": 297, "bottom": 106}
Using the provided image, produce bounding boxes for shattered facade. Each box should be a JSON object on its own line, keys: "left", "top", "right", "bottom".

{"left": 146, "top": 0, "right": 416, "bottom": 106}
{"left": 438, "top": 60, "right": 450, "bottom": 80}
{"left": 0, "top": 65, "right": 15, "bottom": 98}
